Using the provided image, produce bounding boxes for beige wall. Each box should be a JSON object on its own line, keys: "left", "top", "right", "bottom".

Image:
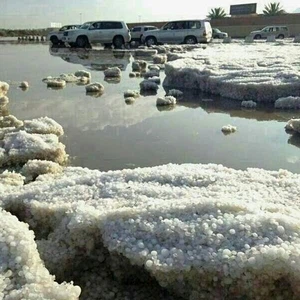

{"left": 128, "top": 14, "right": 300, "bottom": 38}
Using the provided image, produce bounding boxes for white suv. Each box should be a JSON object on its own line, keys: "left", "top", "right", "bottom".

{"left": 62, "top": 21, "right": 131, "bottom": 48}
{"left": 47, "top": 24, "right": 80, "bottom": 45}
{"left": 141, "top": 20, "right": 212, "bottom": 46}
{"left": 130, "top": 25, "right": 158, "bottom": 42}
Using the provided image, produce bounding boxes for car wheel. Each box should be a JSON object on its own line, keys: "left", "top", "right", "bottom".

{"left": 145, "top": 36, "right": 157, "bottom": 47}
{"left": 184, "top": 36, "right": 197, "bottom": 44}
{"left": 113, "top": 36, "right": 124, "bottom": 49}
{"left": 254, "top": 34, "right": 261, "bottom": 40}
{"left": 278, "top": 34, "right": 284, "bottom": 39}
{"left": 76, "top": 36, "right": 88, "bottom": 48}
{"left": 50, "top": 36, "right": 59, "bottom": 45}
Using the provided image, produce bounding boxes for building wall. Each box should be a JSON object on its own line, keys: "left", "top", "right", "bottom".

{"left": 128, "top": 14, "right": 300, "bottom": 38}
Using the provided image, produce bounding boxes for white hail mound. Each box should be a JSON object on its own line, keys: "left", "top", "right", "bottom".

{"left": 139, "top": 80, "right": 159, "bottom": 91}
{"left": 163, "top": 41, "right": 300, "bottom": 102}
{"left": 2, "top": 164, "right": 300, "bottom": 299}
{"left": 285, "top": 119, "right": 300, "bottom": 133}
{"left": 156, "top": 96, "right": 176, "bottom": 106}
{"left": 124, "top": 90, "right": 140, "bottom": 98}
{"left": 221, "top": 124, "right": 237, "bottom": 134}
{"left": 104, "top": 67, "right": 122, "bottom": 78}
{"left": 85, "top": 83, "right": 104, "bottom": 93}
{"left": 0, "top": 81, "right": 9, "bottom": 96}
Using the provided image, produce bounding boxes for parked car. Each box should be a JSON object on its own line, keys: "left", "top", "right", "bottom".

{"left": 141, "top": 20, "right": 212, "bottom": 46}
{"left": 47, "top": 24, "right": 81, "bottom": 45}
{"left": 62, "top": 21, "right": 131, "bottom": 48}
{"left": 212, "top": 28, "right": 228, "bottom": 39}
{"left": 250, "top": 26, "right": 289, "bottom": 39}
{"left": 130, "top": 25, "right": 158, "bottom": 42}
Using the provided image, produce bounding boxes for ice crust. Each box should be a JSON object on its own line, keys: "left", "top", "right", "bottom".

{"left": 2, "top": 163, "right": 300, "bottom": 299}
{"left": 163, "top": 42, "right": 300, "bottom": 102}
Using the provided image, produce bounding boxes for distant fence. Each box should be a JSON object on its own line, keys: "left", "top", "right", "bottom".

{"left": 128, "top": 13, "right": 300, "bottom": 38}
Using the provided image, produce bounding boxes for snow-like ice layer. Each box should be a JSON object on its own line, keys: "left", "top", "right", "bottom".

{"left": 0, "top": 208, "right": 80, "bottom": 300}
{"left": 156, "top": 96, "right": 176, "bottom": 106}
{"left": 285, "top": 119, "right": 300, "bottom": 133}
{"left": 241, "top": 100, "right": 257, "bottom": 108}
{"left": 124, "top": 90, "right": 140, "bottom": 98}
{"left": 164, "top": 42, "right": 300, "bottom": 102}
{"left": 85, "top": 83, "right": 104, "bottom": 93}
{"left": 153, "top": 54, "right": 167, "bottom": 64}
{"left": 104, "top": 67, "right": 121, "bottom": 78}
{"left": 0, "top": 81, "right": 9, "bottom": 96}
{"left": 0, "top": 131, "right": 67, "bottom": 167}
{"left": 275, "top": 96, "right": 300, "bottom": 109}
{"left": 221, "top": 124, "right": 237, "bottom": 133}
{"left": 2, "top": 164, "right": 300, "bottom": 299}
{"left": 140, "top": 80, "right": 159, "bottom": 91}
{"left": 166, "top": 89, "right": 183, "bottom": 98}
{"left": 24, "top": 117, "right": 64, "bottom": 136}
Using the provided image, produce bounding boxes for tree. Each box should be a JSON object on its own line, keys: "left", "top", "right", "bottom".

{"left": 263, "top": 2, "right": 285, "bottom": 16}
{"left": 207, "top": 7, "right": 227, "bottom": 19}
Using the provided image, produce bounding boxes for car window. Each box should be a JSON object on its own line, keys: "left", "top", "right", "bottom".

{"left": 81, "top": 22, "right": 92, "bottom": 30}
{"left": 163, "top": 22, "right": 176, "bottom": 30}
{"left": 132, "top": 27, "right": 141, "bottom": 32}
{"left": 187, "top": 21, "right": 201, "bottom": 29}
{"left": 281, "top": 27, "right": 288, "bottom": 31}
{"left": 101, "top": 22, "right": 123, "bottom": 29}
{"left": 89, "top": 22, "right": 101, "bottom": 30}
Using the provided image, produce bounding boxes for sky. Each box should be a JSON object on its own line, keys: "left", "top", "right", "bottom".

{"left": 0, "top": 0, "right": 299, "bottom": 29}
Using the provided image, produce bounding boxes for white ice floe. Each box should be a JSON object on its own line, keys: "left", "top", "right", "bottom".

{"left": 153, "top": 54, "right": 167, "bottom": 64}
{"left": 2, "top": 164, "right": 300, "bottom": 299}
{"left": 285, "top": 119, "right": 300, "bottom": 133}
{"left": 23, "top": 116, "right": 64, "bottom": 136}
{"left": 74, "top": 70, "right": 91, "bottom": 79}
{"left": 156, "top": 96, "right": 176, "bottom": 106}
{"left": 221, "top": 124, "right": 237, "bottom": 134}
{"left": 164, "top": 42, "right": 300, "bottom": 102}
{"left": 0, "top": 81, "right": 9, "bottom": 96}
{"left": 19, "top": 81, "right": 29, "bottom": 89}
{"left": 132, "top": 60, "right": 147, "bottom": 72}
{"left": 167, "top": 89, "right": 183, "bottom": 98}
{"left": 45, "top": 78, "right": 66, "bottom": 88}
{"left": 85, "top": 83, "right": 104, "bottom": 93}
{"left": 275, "top": 96, "right": 300, "bottom": 109}
{"left": 0, "top": 96, "right": 9, "bottom": 106}
{"left": 148, "top": 65, "right": 160, "bottom": 71}
{"left": 0, "top": 208, "right": 81, "bottom": 300}
{"left": 104, "top": 67, "right": 122, "bottom": 78}
{"left": 0, "top": 131, "right": 67, "bottom": 167}
{"left": 124, "top": 90, "right": 140, "bottom": 98}
{"left": 60, "top": 73, "right": 81, "bottom": 83}
{"left": 241, "top": 100, "right": 257, "bottom": 108}
{"left": 140, "top": 80, "right": 159, "bottom": 91}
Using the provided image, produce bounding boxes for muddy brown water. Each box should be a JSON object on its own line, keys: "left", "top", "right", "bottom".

{"left": 1, "top": 43, "right": 300, "bottom": 172}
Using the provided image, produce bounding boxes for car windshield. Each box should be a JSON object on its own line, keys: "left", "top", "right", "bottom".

{"left": 214, "top": 28, "right": 221, "bottom": 33}
{"left": 80, "top": 22, "right": 92, "bottom": 30}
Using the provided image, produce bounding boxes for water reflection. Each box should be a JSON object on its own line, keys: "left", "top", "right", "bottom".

{"left": 288, "top": 133, "right": 300, "bottom": 149}
{"left": 49, "top": 47, "right": 131, "bottom": 71}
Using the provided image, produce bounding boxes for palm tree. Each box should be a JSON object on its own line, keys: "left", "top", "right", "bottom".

{"left": 207, "top": 7, "right": 227, "bottom": 19}
{"left": 263, "top": 2, "right": 285, "bottom": 16}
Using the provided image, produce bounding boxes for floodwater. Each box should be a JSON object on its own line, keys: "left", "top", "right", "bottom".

{"left": 1, "top": 43, "right": 300, "bottom": 173}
